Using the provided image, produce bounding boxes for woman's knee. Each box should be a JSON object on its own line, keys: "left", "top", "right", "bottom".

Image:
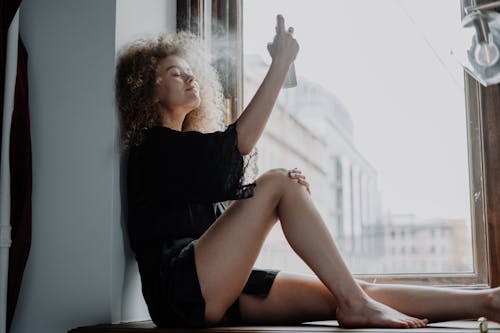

{"left": 259, "top": 168, "right": 296, "bottom": 190}
{"left": 261, "top": 167, "right": 289, "bottom": 178}
{"left": 253, "top": 168, "right": 288, "bottom": 198}
{"left": 260, "top": 168, "right": 307, "bottom": 197}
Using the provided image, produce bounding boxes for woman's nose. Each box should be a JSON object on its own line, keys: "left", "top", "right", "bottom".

{"left": 184, "top": 73, "right": 195, "bottom": 82}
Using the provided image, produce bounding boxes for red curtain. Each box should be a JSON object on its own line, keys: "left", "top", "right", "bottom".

{"left": 7, "top": 38, "right": 31, "bottom": 333}
{"left": 1, "top": 1, "right": 32, "bottom": 332}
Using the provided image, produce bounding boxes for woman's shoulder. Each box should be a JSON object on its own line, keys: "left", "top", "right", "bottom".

{"left": 130, "top": 123, "right": 235, "bottom": 157}
{"left": 146, "top": 125, "right": 206, "bottom": 139}
{"left": 127, "top": 127, "right": 174, "bottom": 155}
{"left": 127, "top": 127, "right": 183, "bottom": 166}
{"left": 134, "top": 126, "right": 206, "bottom": 155}
{"left": 142, "top": 125, "right": 189, "bottom": 143}
{"left": 147, "top": 124, "right": 234, "bottom": 142}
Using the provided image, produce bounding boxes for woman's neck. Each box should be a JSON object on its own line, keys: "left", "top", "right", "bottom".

{"left": 160, "top": 110, "right": 185, "bottom": 131}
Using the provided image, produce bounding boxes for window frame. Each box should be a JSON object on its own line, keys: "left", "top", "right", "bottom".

{"left": 177, "top": 0, "right": 499, "bottom": 287}
{"left": 177, "top": 0, "right": 243, "bottom": 124}
{"left": 473, "top": 1, "right": 500, "bottom": 288}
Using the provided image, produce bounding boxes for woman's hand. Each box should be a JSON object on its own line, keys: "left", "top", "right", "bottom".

{"left": 267, "top": 15, "right": 299, "bottom": 66}
{"left": 288, "top": 168, "right": 311, "bottom": 195}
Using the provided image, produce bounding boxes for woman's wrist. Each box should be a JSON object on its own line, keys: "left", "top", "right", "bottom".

{"left": 269, "top": 58, "right": 293, "bottom": 78}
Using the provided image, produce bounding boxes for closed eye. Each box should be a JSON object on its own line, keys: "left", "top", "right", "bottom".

{"left": 166, "top": 65, "right": 193, "bottom": 77}
{"left": 169, "top": 68, "right": 181, "bottom": 75}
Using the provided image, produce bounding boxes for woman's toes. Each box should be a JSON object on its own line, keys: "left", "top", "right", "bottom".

{"left": 418, "top": 319, "right": 429, "bottom": 328}
{"left": 408, "top": 319, "right": 419, "bottom": 328}
{"left": 390, "top": 320, "right": 409, "bottom": 328}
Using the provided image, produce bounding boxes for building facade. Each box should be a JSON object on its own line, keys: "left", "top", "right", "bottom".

{"left": 244, "top": 55, "right": 472, "bottom": 275}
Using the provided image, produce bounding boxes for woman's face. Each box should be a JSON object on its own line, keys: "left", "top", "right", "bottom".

{"left": 153, "top": 55, "right": 201, "bottom": 114}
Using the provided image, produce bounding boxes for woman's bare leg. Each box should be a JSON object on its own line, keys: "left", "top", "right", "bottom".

{"left": 361, "top": 281, "right": 500, "bottom": 323}
{"left": 194, "top": 169, "right": 282, "bottom": 323}
{"left": 238, "top": 272, "right": 337, "bottom": 324}
{"left": 194, "top": 169, "right": 426, "bottom": 327}
{"left": 273, "top": 170, "right": 427, "bottom": 328}
{"left": 237, "top": 273, "right": 500, "bottom": 324}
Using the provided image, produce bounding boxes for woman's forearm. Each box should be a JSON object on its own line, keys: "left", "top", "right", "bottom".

{"left": 235, "top": 14, "right": 298, "bottom": 155}
{"left": 235, "top": 60, "right": 291, "bottom": 155}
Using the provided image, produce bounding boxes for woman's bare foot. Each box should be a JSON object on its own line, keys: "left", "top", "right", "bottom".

{"left": 484, "top": 287, "right": 500, "bottom": 323}
{"left": 336, "top": 297, "right": 429, "bottom": 329}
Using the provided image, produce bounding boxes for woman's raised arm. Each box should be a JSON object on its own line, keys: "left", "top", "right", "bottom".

{"left": 235, "top": 15, "right": 299, "bottom": 155}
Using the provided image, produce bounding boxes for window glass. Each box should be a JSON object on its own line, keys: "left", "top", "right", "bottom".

{"left": 243, "top": 0, "right": 474, "bottom": 275}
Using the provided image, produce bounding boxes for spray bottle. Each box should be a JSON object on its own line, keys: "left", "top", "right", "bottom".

{"left": 283, "top": 26, "right": 297, "bottom": 89}
{"left": 283, "top": 59, "right": 297, "bottom": 88}
{"left": 269, "top": 15, "right": 297, "bottom": 89}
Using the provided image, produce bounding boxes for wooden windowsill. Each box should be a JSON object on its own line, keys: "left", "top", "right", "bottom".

{"left": 69, "top": 320, "right": 499, "bottom": 333}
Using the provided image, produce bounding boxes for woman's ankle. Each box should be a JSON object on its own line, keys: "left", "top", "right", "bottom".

{"left": 336, "top": 291, "right": 371, "bottom": 310}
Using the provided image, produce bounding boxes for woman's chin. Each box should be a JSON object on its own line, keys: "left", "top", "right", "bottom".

{"left": 190, "top": 98, "right": 201, "bottom": 110}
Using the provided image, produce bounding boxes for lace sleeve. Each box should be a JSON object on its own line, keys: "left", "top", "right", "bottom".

{"left": 220, "top": 122, "right": 257, "bottom": 200}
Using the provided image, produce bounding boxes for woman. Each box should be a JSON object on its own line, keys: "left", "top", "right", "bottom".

{"left": 116, "top": 15, "right": 500, "bottom": 329}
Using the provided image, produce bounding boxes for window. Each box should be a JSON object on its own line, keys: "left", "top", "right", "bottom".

{"left": 242, "top": 0, "right": 488, "bottom": 285}
{"left": 178, "top": 0, "right": 500, "bottom": 287}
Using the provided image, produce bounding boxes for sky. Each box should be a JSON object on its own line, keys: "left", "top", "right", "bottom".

{"left": 243, "top": 0, "right": 471, "bottom": 220}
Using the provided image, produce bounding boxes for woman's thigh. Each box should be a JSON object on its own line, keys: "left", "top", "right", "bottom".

{"left": 238, "top": 271, "right": 337, "bottom": 324}
{"left": 195, "top": 168, "right": 302, "bottom": 323}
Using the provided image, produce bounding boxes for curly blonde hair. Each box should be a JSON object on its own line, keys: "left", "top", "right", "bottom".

{"left": 116, "top": 32, "right": 226, "bottom": 151}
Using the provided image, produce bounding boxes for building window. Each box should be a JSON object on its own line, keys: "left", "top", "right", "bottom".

{"left": 335, "top": 157, "right": 344, "bottom": 236}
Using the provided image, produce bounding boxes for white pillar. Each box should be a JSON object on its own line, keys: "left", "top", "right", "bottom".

{"left": 0, "top": 9, "right": 19, "bottom": 333}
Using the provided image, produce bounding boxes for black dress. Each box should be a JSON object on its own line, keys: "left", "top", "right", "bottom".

{"left": 126, "top": 121, "right": 279, "bottom": 327}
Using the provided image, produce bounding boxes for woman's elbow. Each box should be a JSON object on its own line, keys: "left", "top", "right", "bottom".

{"left": 237, "top": 143, "right": 253, "bottom": 156}
{"left": 235, "top": 124, "right": 254, "bottom": 155}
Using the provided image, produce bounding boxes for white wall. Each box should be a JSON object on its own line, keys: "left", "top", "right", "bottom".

{"left": 1, "top": 10, "right": 19, "bottom": 333}
{"left": 10, "top": 1, "right": 176, "bottom": 332}
{"left": 116, "top": 0, "right": 176, "bottom": 51}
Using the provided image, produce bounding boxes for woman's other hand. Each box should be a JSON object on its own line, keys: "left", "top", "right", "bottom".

{"left": 288, "top": 168, "right": 311, "bottom": 195}
{"left": 267, "top": 15, "right": 299, "bottom": 66}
